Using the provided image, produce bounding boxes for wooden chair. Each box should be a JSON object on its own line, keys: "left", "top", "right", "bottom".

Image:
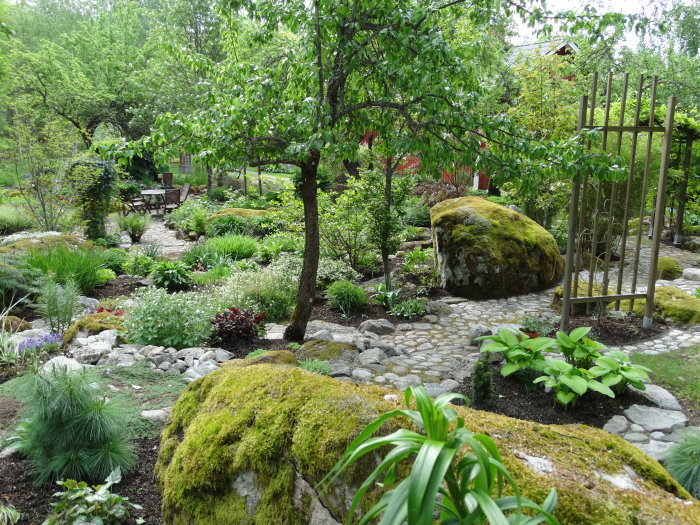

{"left": 162, "top": 188, "right": 182, "bottom": 214}
{"left": 126, "top": 197, "right": 149, "bottom": 214}
{"left": 179, "top": 183, "right": 190, "bottom": 204}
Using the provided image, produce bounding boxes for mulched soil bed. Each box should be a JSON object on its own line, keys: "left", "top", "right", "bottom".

{"left": 552, "top": 314, "right": 668, "bottom": 347}
{"left": 310, "top": 301, "right": 413, "bottom": 328}
{"left": 92, "top": 279, "right": 142, "bottom": 301}
{"left": 216, "top": 336, "right": 289, "bottom": 360}
{"left": 455, "top": 361, "right": 650, "bottom": 428}
{"left": 0, "top": 437, "right": 163, "bottom": 525}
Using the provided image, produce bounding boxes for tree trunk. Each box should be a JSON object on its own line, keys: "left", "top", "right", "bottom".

{"left": 243, "top": 165, "right": 248, "bottom": 196}
{"left": 285, "top": 150, "right": 321, "bottom": 341}
{"left": 206, "top": 165, "right": 213, "bottom": 195}
{"left": 257, "top": 165, "right": 263, "bottom": 195}
{"left": 382, "top": 159, "right": 393, "bottom": 291}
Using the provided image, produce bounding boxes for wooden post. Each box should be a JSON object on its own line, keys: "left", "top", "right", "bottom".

{"left": 258, "top": 165, "right": 263, "bottom": 196}
{"left": 643, "top": 96, "right": 676, "bottom": 329}
{"left": 674, "top": 136, "right": 694, "bottom": 246}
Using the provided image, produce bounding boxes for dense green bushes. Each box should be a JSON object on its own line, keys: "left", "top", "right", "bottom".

{"left": 0, "top": 205, "right": 33, "bottom": 234}
{"left": 24, "top": 244, "right": 111, "bottom": 295}
{"left": 327, "top": 281, "right": 368, "bottom": 316}
{"left": 117, "top": 213, "right": 150, "bottom": 242}
{"left": 204, "top": 235, "right": 258, "bottom": 260}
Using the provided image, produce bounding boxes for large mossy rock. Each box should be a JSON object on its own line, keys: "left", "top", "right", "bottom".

{"left": 657, "top": 257, "right": 683, "bottom": 280}
{"left": 619, "top": 286, "right": 700, "bottom": 324}
{"left": 156, "top": 365, "right": 698, "bottom": 525}
{"left": 430, "top": 197, "right": 563, "bottom": 299}
{"left": 206, "top": 208, "right": 268, "bottom": 221}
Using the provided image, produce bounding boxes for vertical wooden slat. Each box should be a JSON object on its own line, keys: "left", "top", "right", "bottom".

{"left": 600, "top": 73, "right": 620, "bottom": 296}
{"left": 561, "top": 95, "right": 589, "bottom": 331}
{"left": 643, "top": 96, "right": 677, "bottom": 328}
{"left": 630, "top": 75, "right": 658, "bottom": 311}
{"left": 585, "top": 76, "right": 602, "bottom": 309}
{"left": 616, "top": 74, "right": 643, "bottom": 309}
{"left": 674, "top": 137, "right": 694, "bottom": 246}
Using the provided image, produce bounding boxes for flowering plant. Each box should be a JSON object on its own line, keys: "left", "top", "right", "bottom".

{"left": 210, "top": 308, "right": 266, "bottom": 343}
{"left": 17, "top": 333, "right": 63, "bottom": 355}
{"left": 96, "top": 307, "right": 124, "bottom": 316}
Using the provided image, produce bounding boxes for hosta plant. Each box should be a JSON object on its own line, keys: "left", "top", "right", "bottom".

{"left": 587, "top": 350, "right": 651, "bottom": 394}
{"left": 319, "top": 386, "right": 560, "bottom": 525}
{"left": 554, "top": 327, "right": 606, "bottom": 368}
{"left": 150, "top": 260, "right": 192, "bottom": 291}
{"left": 389, "top": 298, "right": 427, "bottom": 318}
{"left": 373, "top": 283, "right": 401, "bottom": 309}
{"left": 210, "top": 307, "right": 266, "bottom": 343}
{"left": 534, "top": 358, "right": 615, "bottom": 408}
{"left": 476, "top": 328, "right": 554, "bottom": 377}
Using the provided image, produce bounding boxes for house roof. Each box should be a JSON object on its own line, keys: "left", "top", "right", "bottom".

{"left": 506, "top": 40, "right": 580, "bottom": 65}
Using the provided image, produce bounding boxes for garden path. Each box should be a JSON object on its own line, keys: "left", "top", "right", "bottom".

{"left": 137, "top": 218, "right": 192, "bottom": 259}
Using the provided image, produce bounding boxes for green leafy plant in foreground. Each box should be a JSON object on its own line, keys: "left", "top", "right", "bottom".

{"left": 554, "top": 326, "right": 606, "bottom": 369}
{"left": 43, "top": 469, "right": 144, "bottom": 525}
{"left": 588, "top": 350, "right": 651, "bottom": 394}
{"left": 476, "top": 328, "right": 553, "bottom": 377}
{"left": 534, "top": 359, "right": 615, "bottom": 408}
{"left": 373, "top": 283, "right": 401, "bottom": 309}
{"left": 0, "top": 504, "right": 20, "bottom": 525}
{"left": 319, "top": 386, "right": 560, "bottom": 525}
{"left": 664, "top": 430, "right": 700, "bottom": 499}
{"left": 389, "top": 298, "right": 427, "bottom": 318}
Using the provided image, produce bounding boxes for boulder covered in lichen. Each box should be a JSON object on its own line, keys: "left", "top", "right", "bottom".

{"left": 430, "top": 197, "right": 563, "bottom": 299}
{"left": 657, "top": 257, "right": 683, "bottom": 280}
{"left": 619, "top": 286, "right": 700, "bottom": 324}
{"left": 156, "top": 364, "right": 698, "bottom": 525}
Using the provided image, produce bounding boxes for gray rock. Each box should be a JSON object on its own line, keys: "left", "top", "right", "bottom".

{"left": 423, "top": 383, "right": 447, "bottom": 398}
{"left": 603, "top": 415, "right": 629, "bottom": 435}
{"left": 172, "top": 360, "right": 188, "bottom": 373}
{"left": 519, "top": 453, "right": 555, "bottom": 475}
{"left": 662, "top": 426, "right": 700, "bottom": 443}
{"left": 0, "top": 447, "right": 18, "bottom": 459}
{"left": 77, "top": 296, "right": 100, "bottom": 315}
{"left": 308, "top": 330, "right": 334, "bottom": 341}
{"left": 440, "top": 379, "right": 461, "bottom": 393}
{"left": 93, "top": 329, "right": 119, "bottom": 349}
{"left": 358, "top": 348, "right": 388, "bottom": 366}
{"left": 594, "top": 469, "right": 640, "bottom": 492}
{"left": 426, "top": 301, "right": 453, "bottom": 316}
{"left": 351, "top": 368, "right": 374, "bottom": 381}
{"left": 422, "top": 314, "right": 439, "bottom": 324}
{"left": 649, "top": 431, "right": 665, "bottom": 440}
{"left": 184, "top": 360, "right": 220, "bottom": 380}
{"left": 622, "top": 432, "right": 649, "bottom": 443}
{"left": 630, "top": 424, "right": 645, "bottom": 432}
{"left": 116, "top": 354, "right": 136, "bottom": 367}
{"left": 40, "top": 356, "right": 85, "bottom": 374}
{"left": 359, "top": 318, "right": 396, "bottom": 335}
{"left": 396, "top": 323, "right": 413, "bottom": 331}
{"left": 158, "top": 361, "right": 172, "bottom": 371}
{"left": 469, "top": 323, "right": 491, "bottom": 342}
{"left": 72, "top": 341, "right": 112, "bottom": 364}
{"left": 623, "top": 404, "right": 688, "bottom": 432}
{"left": 211, "top": 349, "right": 234, "bottom": 362}
{"left": 328, "top": 360, "right": 352, "bottom": 377}
{"left": 412, "top": 323, "right": 433, "bottom": 331}
{"left": 140, "top": 407, "right": 171, "bottom": 421}
{"left": 682, "top": 267, "right": 700, "bottom": 281}
{"left": 200, "top": 350, "right": 216, "bottom": 362}
{"left": 637, "top": 384, "right": 682, "bottom": 411}
{"left": 636, "top": 439, "right": 676, "bottom": 461}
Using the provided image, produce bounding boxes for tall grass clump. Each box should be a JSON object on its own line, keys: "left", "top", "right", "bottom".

{"left": 24, "top": 244, "right": 106, "bottom": 295}
{"left": 204, "top": 234, "right": 258, "bottom": 260}
{"left": 9, "top": 367, "right": 134, "bottom": 484}
{"left": 36, "top": 279, "right": 80, "bottom": 335}
{"left": 116, "top": 213, "right": 151, "bottom": 242}
{"left": 327, "top": 280, "right": 368, "bottom": 316}
{"left": 0, "top": 205, "right": 33, "bottom": 235}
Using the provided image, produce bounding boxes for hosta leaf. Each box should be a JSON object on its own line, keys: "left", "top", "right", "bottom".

{"left": 569, "top": 326, "right": 591, "bottom": 342}
{"left": 560, "top": 374, "right": 588, "bottom": 395}
{"left": 601, "top": 374, "right": 623, "bottom": 386}
{"left": 556, "top": 390, "right": 576, "bottom": 405}
{"left": 586, "top": 380, "right": 615, "bottom": 398}
{"left": 501, "top": 363, "right": 519, "bottom": 376}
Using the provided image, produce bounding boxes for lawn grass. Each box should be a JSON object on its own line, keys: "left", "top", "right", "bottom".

{"left": 0, "top": 361, "right": 189, "bottom": 440}
{"left": 632, "top": 345, "right": 700, "bottom": 410}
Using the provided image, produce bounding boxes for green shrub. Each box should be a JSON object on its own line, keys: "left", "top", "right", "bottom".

{"left": 37, "top": 279, "right": 80, "bottom": 335}
{"left": 92, "top": 234, "right": 121, "bottom": 248}
{"left": 124, "top": 287, "right": 220, "bottom": 348}
{"left": 95, "top": 268, "right": 116, "bottom": 286}
{"left": 204, "top": 234, "right": 258, "bottom": 260}
{"left": 664, "top": 430, "right": 700, "bottom": 498}
{"left": 0, "top": 260, "right": 38, "bottom": 309}
{"left": 320, "top": 386, "right": 559, "bottom": 524}
{"left": 0, "top": 205, "right": 33, "bottom": 235}
{"left": 187, "top": 207, "right": 209, "bottom": 236}
{"left": 191, "top": 264, "right": 234, "bottom": 285}
{"left": 300, "top": 359, "right": 332, "bottom": 375}
{"left": 389, "top": 298, "right": 427, "bottom": 318}
{"left": 122, "top": 253, "right": 155, "bottom": 277}
{"left": 245, "top": 349, "right": 268, "bottom": 358}
{"left": 150, "top": 260, "right": 192, "bottom": 291}
{"left": 8, "top": 367, "right": 134, "bottom": 484}
{"left": 219, "top": 269, "right": 296, "bottom": 322}
{"left": 182, "top": 244, "right": 225, "bottom": 269}
{"left": 117, "top": 213, "right": 151, "bottom": 242}
{"left": 257, "top": 234, "right": 303, "bottom": 262}
{"left": 25, "top": 244, "right": 106, "bottom": 295}
{"left": 471, "top": 356, "right": 494, "bottom": 407}
{"left": 44, "top": 469, "right": 143, "bottom": 525}
{"left": 269, "top": 254, "right": 360, "bottom": 288}
{"left": 401, "top": 197, "right": 431, "bottom": 227}
{"left": 205, "top": 214, "right": 254, "bottom": 237}
{"left": 100, "top": 248, "right": 129, "bottom": 273}
{"left": 166, "top": 199, "right": 221, "bottom": 234}
{"left": 208, "top": 187, "right": 228, "bottom": 202}
{"left": 327, "top": 280, "right": 368, "bottom": 316}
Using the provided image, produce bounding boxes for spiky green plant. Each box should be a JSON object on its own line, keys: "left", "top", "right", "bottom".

{"left": 319, "top": 386, "right": 560, "bottom": 525}
{"left": 7, "top": 367, "right": 134, "bottom": 485}
{"left": 0, "top": 504, "right": 20, "bottom": 525}
{"left": 36, "top": 279, "right": 80, "bottom": 335}
{"left": 664, "top": 430, "right": 700, "bottom": 498}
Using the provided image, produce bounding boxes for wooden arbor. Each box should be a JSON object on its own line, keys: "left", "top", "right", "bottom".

{"left": 560, "top": 73, "right": 676, "bottom": 331}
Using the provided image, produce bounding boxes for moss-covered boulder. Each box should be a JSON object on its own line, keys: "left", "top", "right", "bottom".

{"left": 430, "top": 197, "right": 563, "bottom": 299}
{"left": 0, "top": 316, "right": 32, "bottom": 332}
{"left": 157, "top": 365, "right": 698, "bottom": 525}
{"left": 551, "top": 281, "right": 612, "bottom": 314}
{"left": 206, "top": 208, "right": 268, "bottom": 221}
{"left": 657, "top": 257, "right": 683, "bottom": 280}
{"left": 295, "top": 340, "right": 359, "bottom": 361}
{"left": 0, "top": 234, "right": 86, "bottom": 254}
{"left": 619, "top": 286, "right": 700, "bottom": 324}
{"left": 63, "top": 312, "right": 125, "bottom": 345}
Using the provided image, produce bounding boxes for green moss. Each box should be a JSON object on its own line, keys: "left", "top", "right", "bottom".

{"left": 0, "top": 235, "right": 87, "bottom": 254}
{"left": 618, "top": 286, "right": 700, "bottom": 324}
{"left": 206, "top": 208, "right": 268, "bottom": 221}
{"left": 295, "top": 340, "right": 358, "bottom": 361}
{"left": 0, "top": 316, "right": 31, "bottom": 332}
{"left": 222, "top": 350, "right": 299, "bottom": 368}
{"left": 157, "top": 365, "right": 699, "bottom": 525}
{"left": 430, "top": 197, "right": 563, "bottom": 299}
{"left": 657, "top": 257, "right": 683, "bottom": 280}
{"left": 551, "top": 281, "right": 612, "bottom": 314}
{"left": 63, "top": 312, "right": 124, "bottom": 344}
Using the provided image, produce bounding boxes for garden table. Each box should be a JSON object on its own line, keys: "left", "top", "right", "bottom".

{"left": 140, "top": 189, "right": 166, "bottom": 213}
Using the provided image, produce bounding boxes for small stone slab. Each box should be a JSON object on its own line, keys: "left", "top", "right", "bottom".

{"left": 635, "top": 440, "right": 676, "bottom": 461}
{"left": 623, "top": 404, "right": 688, "bottom": 433}
{"left": 662, "top": 426, "right": 700, "bottom": 443}
{"left": 358, "top": 319, "right": 396, "bottom": 335}
{"left": 682, "top": 267, "right": 700, "bottom": 281}
{"left": 358, "top": 348, "right": 388, "bottom": 366}
{"left": 603, "top": 415, "right": 629, "bottom": 435}
{"left": 517, "top": 453, "right": 554, "bottom": 475}
{"left": 637, "top": 385, "right": 682, "bottom": 411}
{"left": 140, "top": 407, "right": 172, "bottom": 421}
{"left": 39, "top": 356, "right": 85, "bottom": 374}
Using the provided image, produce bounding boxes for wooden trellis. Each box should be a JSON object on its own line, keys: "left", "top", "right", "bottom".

{"left": 560, "top": 72, "right": 676, "bottom": 331}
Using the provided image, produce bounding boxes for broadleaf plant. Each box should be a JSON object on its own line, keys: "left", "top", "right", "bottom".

{"left": 587, "top": 350, "right": 651, "bottom": 394}
{"left": 534, "top": 358, "right": 615, "bottom": 408}
{"left": 476, "top": 328, "right": 554, "bottom": 376}
{"left": 318, "top": 386, "right": 560, "bottom": 525}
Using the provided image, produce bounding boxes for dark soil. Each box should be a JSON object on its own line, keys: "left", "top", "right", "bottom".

{"left": 92, "top": 278, "right": 142, "bottom": 301}
{"left": 456, "top": 362, "right": 651, "bottom": 428}
{"left": 555, "top": 314, "right": 667, "bottom": 347}
{"left": 311, "top": 301, "right": 413, "bottom": 328}
{"left": 0, "top": 437, "right": 163, "bottom": 525}
{"left": 215, "top": 336, "right": 289, "bottom": 360}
